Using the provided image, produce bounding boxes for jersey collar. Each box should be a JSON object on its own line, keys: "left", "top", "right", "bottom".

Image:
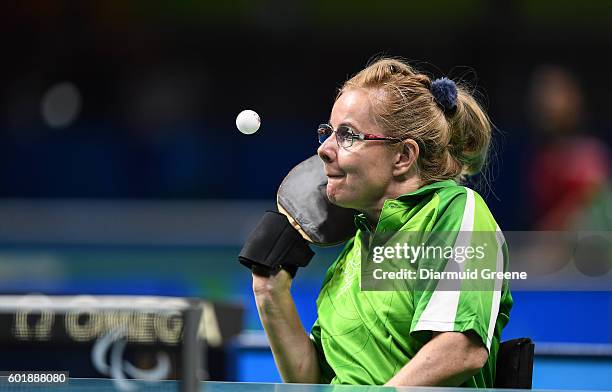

{"left": 395, "top": 179, "right": 457, "bottom": 200}
{"left": 354, "top": 179, "right": 458, "bottom": 232}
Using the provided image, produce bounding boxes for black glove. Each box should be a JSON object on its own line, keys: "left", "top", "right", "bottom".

{"left": 238, "top": 210, "right": 314, "bottom": 278}
{"left": 238, "top": 155, "right": 356, "bottom": 278}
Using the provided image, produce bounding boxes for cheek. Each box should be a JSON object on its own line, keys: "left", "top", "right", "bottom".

{"left": 327, "top": 147, "right": 391, "bottom": 205}
{"left": 348, "top": 158, "right": 385, "bottom": 187}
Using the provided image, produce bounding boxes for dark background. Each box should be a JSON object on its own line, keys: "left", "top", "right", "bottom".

{"left": 2, "top": 1, "right": 611, "bottom": 230}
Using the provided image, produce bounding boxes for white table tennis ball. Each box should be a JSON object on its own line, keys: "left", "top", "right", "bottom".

{"left": 236, "top": 109, "right": 261, "bottom": 134}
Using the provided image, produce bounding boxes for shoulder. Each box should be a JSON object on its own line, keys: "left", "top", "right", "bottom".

{"left": 435, "top": 186, "right": 499, "bottom": 231}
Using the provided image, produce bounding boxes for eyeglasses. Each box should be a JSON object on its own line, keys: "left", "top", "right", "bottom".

{"left": 317, "top": 123, "right": 403, "bottom": 149}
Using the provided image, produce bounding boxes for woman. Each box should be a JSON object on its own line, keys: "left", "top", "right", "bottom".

{"left": 252, "top": 58, "right": 512, "bottom": 387}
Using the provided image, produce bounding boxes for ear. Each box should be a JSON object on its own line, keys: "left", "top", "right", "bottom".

{"left": 392, "top": 139, "right": 419, "bottom": 177}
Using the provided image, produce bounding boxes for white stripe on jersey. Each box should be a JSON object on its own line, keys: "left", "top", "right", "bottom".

{"left": 485, "top": 225, "right": 505, "bottom": 350}
{"left": 413, "top": 188, "right": 475, "bottom": 332}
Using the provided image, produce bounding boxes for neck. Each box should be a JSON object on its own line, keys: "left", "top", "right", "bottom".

{"left": 363, "top": 176, "right": 422, "bottom": 227}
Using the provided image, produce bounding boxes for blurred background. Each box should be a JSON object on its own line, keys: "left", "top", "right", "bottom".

{"left": 0, "top": 0, "right": 611, "bottom": 390}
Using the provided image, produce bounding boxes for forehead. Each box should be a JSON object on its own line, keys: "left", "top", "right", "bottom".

{"left": 330, "top": 88, "right": 380, "bottom": 131}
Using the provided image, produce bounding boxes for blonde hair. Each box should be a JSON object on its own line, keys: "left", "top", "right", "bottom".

{"left": 340, "top": 58, "right": 492, "bottom": 183}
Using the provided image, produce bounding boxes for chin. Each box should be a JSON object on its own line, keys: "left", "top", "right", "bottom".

{"left": 326, "top": 188, "right": 355, "bottom": 209}
{"left": 326, "top": 189, "right": 339, "bottom": 205}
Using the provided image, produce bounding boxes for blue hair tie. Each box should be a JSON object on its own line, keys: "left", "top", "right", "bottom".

{"left": 431, "top": 77, "right": 457, "bottom": 115}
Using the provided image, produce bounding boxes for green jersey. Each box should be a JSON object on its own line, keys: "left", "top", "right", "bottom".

{"left": 310, "top": 179, "right": 513, "bottom": 386}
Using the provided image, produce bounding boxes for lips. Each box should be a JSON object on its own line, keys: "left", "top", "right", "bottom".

{"left": 324, "top": 163, "right": 345, "bottom": 178}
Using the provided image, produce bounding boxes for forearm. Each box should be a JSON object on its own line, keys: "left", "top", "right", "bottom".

{"left": 385, "top": 332, "right": 488, "bottom": 387}
{"left": 253, "top": 272, "right": 320, "bottom": 383}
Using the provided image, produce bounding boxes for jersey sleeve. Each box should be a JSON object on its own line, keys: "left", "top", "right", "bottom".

{"left": 409, "top": 188, "right": 511, "bottom": 351}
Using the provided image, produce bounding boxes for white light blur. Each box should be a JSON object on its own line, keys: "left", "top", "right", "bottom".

{"left": 41, "top": 81, "right": 82, "bottom": 129}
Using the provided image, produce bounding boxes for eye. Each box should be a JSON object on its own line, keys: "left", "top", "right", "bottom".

{"left": 337, "top": 125, "right": 355, "bottom": 141}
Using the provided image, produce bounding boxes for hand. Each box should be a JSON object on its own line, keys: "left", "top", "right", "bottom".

{"left": 252, "top": 269, "right": 293, "bottom": 298}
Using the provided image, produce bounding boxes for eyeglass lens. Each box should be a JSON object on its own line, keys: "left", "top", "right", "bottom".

{"left": 317, "top": 125, "right": 332, "bottom": 144}
{"left": 317, "top": 125, "right": 354, "bottom": 148}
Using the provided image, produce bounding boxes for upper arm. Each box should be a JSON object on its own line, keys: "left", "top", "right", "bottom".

{"left": 410, "top": 188, "right": 510, "bottom": 352}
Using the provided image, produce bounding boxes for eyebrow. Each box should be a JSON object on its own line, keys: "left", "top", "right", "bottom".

{"left": 329, "top": 119, "right": 360, "bottom": 132}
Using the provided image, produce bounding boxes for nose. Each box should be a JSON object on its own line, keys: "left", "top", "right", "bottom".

{"left": 317, "top": 131, "right": 337, "bottom": 163}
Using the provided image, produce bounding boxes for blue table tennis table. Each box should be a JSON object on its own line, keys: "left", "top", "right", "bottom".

{"left": 0, "top": 379, "right": 605, "bottom": 392}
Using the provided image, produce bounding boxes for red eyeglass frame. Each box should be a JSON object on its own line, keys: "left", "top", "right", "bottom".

{"left": 317, "top": 123, "right": 403, "bottom": 147}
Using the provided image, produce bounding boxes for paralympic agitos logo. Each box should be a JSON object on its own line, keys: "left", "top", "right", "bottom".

{"left": 11, "top": 295, "right": 187, "bottom": 391}
{"left": 9, "top": 295, "right": 225, "bottom": 390}
{"left": 91, "top": 326, "right": 171, "bottom": 391}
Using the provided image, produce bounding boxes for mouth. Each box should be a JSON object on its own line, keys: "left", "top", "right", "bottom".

{"left": 324, "top": 167, "right": 345, "bottom": 178}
